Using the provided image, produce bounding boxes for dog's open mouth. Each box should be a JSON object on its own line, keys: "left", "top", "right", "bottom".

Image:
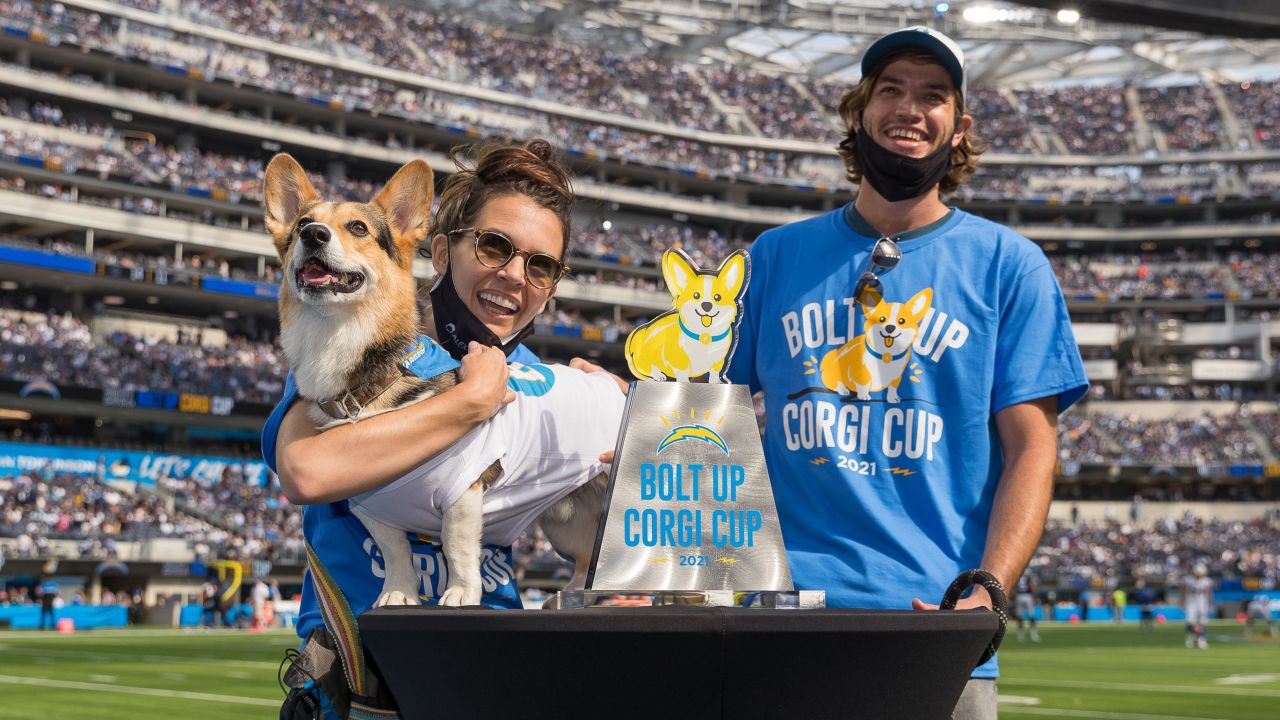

{"left": 695, "top": 310, "right": 718, "bottom": 328}
{"left": 296, "top": 259, "right": 365, "bottom": 294}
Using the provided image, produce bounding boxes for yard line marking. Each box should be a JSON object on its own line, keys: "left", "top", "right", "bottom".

{"left": 997, "top": 695, "right": 1041, "bottom": 705}
{"left": 0, "top": 628, "right": 294, "bottom": 639}
{"left": 0, "top": 646, "right": 276, "bottom": 669}
{"left": 1001, "top": 678, "right": 1280, "bottom": 698}
{"left": 0, "top": 674, "right": 278, "bottom": 707}
{"left": 1001, "top": 708, "right": 1231, "bottom": 720}
{"left": 1214, "top": 673, "right": 1280, "bottom": 685}
{"left": 90, "top": 674, "right": 117, "bottom": 683}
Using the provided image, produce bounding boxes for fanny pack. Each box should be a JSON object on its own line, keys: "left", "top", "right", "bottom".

{"left": 278, "top": 542, "right": 402, "bottom": 720}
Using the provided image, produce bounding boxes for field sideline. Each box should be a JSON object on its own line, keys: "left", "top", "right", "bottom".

{"left": 0, "top": 622, "right": 1276, "bottom": 719}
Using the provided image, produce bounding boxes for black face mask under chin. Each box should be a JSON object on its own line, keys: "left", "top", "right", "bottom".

{"left": 427, "top": 263, "right": 534, "bottom": 360}
{"left": 842, "top": 128, "right": 954, "bottom": 202}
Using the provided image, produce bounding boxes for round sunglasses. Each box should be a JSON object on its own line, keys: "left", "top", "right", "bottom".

{"left": 447, "top": 227, "right": 570, "bottom": 289}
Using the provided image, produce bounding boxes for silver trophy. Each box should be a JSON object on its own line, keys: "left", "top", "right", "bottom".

{"left": 549, "top": 248, "right": 823, "bottom": 609}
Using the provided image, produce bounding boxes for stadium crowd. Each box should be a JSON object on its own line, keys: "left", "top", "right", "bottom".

{"left": 1031, "top": 511, "right": 1280, "bottom": 588}
{"left": 0, "top": 465, "right": 302, "bottom": 564}
{"left": 3, "top": 0, "right": 1280, "bottom": 191}
{"left": 0, "top": 304, "right": 286, "bottom": 404}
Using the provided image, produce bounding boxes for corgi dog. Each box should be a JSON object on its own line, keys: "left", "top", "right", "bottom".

{"left": 819, "top": 287, "right": 932, "bottom": 403}
{"left": 625, "top": 248, "right": 749, "bottom": 383}
{"left": 264, "top": 154, "right": 623, "bottom": 607}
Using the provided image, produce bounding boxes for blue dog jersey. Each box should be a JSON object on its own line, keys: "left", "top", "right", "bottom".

{"left": 728, "top": 206, "right": 1088, "bottom": 678}
{"left": 261, "top": 340, "right": 542, "bottom": 638}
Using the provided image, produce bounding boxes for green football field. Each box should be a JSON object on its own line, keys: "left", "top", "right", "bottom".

{"left": 0, "top": 622, "right": 1276, "bottom": 719}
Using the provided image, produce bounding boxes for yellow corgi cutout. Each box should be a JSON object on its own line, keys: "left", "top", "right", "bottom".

{"left": 820, "top": 287, "right": 932, "bottom": 403}
{"left": 625, "top": 248, "right": 749, "bottom": 383}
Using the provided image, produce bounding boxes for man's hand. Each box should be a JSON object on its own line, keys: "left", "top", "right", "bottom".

{"left": 912, "top": 585, "right": 992, "bottom": 612}
{"left": 458, "top": 341, "right": 515, "bottom": 421}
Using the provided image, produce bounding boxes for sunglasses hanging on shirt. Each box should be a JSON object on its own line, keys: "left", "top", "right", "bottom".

{"left": 853, "top": 236, "right": 903, "bottom": 302}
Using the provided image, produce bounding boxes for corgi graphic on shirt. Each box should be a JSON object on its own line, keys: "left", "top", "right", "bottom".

{"left": 819, "top": 287, "right": 933, "bottom": 403}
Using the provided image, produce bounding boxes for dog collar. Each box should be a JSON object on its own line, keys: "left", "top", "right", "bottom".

{"left": 865, "top": 337, "right": 904, "bottom": 363}
{"left": 679, "top": 319, "right": 730, "bottom": 345}
{"left": 314, "top": 365, "right": 412, "bottom": 422}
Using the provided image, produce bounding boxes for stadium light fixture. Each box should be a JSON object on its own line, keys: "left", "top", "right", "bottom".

{"left": 962, "top": 6, "right": 1034, "bottom": 23}
{"left": 602, "top": 220, "right": 613, "bottom": 231}
{"left": 934, "top": 2, "right": 950, "bottom": 15}
{"left": 1057, "top": 8, "right": 1081, "bottom": 24}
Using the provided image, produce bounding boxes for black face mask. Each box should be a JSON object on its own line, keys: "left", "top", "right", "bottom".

{"left": 843, "top": 128, "right": 953, "bottom": 202}
{"left": 427, "top": 261, "right": 534, "bottom": 360}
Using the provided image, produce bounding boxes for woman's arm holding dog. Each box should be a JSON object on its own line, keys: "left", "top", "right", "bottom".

{"left": 276, "top": 343, "right": 515, "bottom": 504}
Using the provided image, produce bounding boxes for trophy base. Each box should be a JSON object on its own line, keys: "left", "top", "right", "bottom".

{"left": 545, "top": 589, "right": 825, "bottom": 609}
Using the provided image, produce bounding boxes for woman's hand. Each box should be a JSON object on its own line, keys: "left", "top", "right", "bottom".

{"left": 570, "top": 356, "right": 627, "bottom": 465}
{"left": 458, "top": 341, "right": 515, "bottom": 421}
{"left": 570, "top": 356, "right": 629, "bottom": 394}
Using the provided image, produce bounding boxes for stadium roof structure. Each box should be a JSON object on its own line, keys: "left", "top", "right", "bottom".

{"left": 448, "top": 0, "right": 1280, "bottom": 88}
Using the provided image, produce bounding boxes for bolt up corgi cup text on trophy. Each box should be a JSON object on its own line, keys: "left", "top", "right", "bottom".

{"left": 549, "top": 247, "right": 823, "bottom": 609}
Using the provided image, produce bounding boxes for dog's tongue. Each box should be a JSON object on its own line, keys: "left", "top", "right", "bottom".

{"left": 302, "top": 264, "right": 340, "bottom": 285}
{"left": 885, "top": 336, "right": 895, "bottom": 348}
{"left": 701, "top": 315, "right": 712, "bottom": 328}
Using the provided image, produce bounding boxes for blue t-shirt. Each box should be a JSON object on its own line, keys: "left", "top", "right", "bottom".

{"left": 261, "top": 338, "right": 541, "bottom": 638}
{"left": 727, "top": 206, "right": 1088, "bottom": 679}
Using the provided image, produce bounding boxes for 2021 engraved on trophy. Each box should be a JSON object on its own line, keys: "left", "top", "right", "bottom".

{"left": 552, "top": 247, "right": 823, "bottom": 608}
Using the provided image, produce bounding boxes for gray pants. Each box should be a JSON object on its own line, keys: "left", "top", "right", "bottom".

{"left": 952, "top": 679, "right": 997, "bottom": 720}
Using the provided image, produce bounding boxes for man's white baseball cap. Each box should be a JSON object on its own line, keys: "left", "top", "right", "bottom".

{"left": 860, "top": 26, "right": 966, "bottom": 96}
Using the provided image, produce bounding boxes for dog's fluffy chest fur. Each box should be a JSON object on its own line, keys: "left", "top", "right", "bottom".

{"left": 284, "top": 307, "right": 386, "bottom": 400}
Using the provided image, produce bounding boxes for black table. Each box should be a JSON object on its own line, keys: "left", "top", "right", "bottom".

{"left": 360, "top": 606, "right": 998, "bottom": 720}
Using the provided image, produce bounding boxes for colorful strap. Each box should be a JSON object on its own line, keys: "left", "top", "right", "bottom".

{"left": 348, "top": 701, "right": 401, "bottom": 720}
{"left": 305, "top": 541, "right": 367, "bottom": 697}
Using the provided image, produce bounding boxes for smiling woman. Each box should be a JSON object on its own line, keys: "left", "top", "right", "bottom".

{"left": 423, "top": 140, "right": 575, "bottom": 357}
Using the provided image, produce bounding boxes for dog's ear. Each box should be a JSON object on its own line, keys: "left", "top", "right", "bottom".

{"left": 904, "top": 287, "right": 933, "bottom": 321}
{"left": 662, "top": 248, "right": 697, "bottom": 298}
{"left": 371, "top": 159, "right": 433, "bottom": 252}
{"left": 716, "top": 250, "right": 749, "bottom": 300}
{"left": 263, "top": 154, "right": 320, "bottom": 259}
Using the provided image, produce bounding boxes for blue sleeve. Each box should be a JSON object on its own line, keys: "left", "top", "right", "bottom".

{"left": 260, "top": 371, "right": 300, "bottom": 472}
{"left": 726, "top": 242, "right": 764, "bottom": 394}
{"left": 993, "top": 262, "right": 1089, "bottom": 415}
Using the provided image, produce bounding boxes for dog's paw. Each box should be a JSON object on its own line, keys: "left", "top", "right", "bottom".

{"left": 438, "top": 585, "right": 481, "bottom": 607}
{"left": 855, "top": 390, "right": 871, "bottom": 401}
{"left": 886, "top": 388, "right": 900, "bottom": 403}
{"left": 374, "top": 589, "right": 420, "bottom": 607}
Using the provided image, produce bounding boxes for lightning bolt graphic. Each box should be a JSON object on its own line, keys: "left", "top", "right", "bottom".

{"left": 657, "top": 424, "right": 730, "bottom": 455}
{"left": 810, "top": 457, "right": 830, "bottom": 465}
{"left": 716, "top": 557, "right": 739, "bottom": 564}
{"left": 889, "top": 468, "right": 915, "bottom": 476}
{"left": 650, "top": 557, "right": 671, "bottom": 564}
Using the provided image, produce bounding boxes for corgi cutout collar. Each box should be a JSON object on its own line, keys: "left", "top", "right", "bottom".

{"left": 679, "top": 318, "right": 730, "bottom": 345}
